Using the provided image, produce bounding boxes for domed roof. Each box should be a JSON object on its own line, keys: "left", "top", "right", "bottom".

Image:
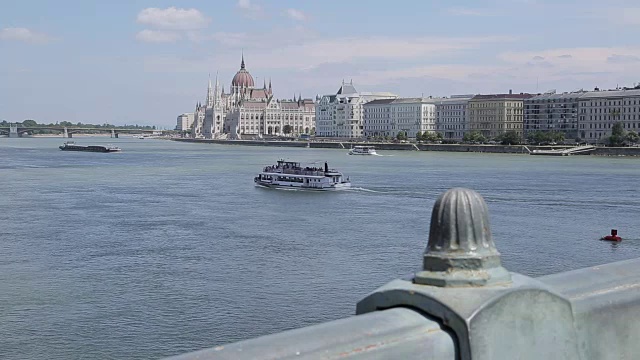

{"left": 231, "top": 55, "right": 254, "bottom": 88}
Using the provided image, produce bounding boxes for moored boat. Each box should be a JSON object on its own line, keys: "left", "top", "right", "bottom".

{"left": 254, "top": 159, "right": 351, "bottom": 191}
{"left": 59, "top": 141, "right": 121, "bottom": 152}
{"left": 348, "top": 146, "right": 377, "bottom": 155}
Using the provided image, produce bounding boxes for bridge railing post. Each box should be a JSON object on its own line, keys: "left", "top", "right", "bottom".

{"left": 357, "top": 188, "right": 579, "bottom": 359}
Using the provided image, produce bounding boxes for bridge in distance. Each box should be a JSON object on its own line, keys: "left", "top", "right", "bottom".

{"left": 0, "top": 124, "right": 166, "bottom": 138}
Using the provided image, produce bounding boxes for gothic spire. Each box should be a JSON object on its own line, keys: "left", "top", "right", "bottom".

{"left": 240, "top": 51, "right": 245, "bottom": 70}
{"left": 206, "top": 73, "right": 214, "bottom": 107}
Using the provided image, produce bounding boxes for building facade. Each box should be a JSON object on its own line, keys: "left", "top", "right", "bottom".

{"left": 363, "top": 97, "right": 438, "bottom": 138}
{"left": 176, "top": 113, "right": 194, "bottom": 132}
{"left": 523, "top": 91, "right": 584, "bottom": 140}
{"left": 190, "top": 55, "right": 316, "bottom": 139}
{"left": 578, "top": 89, "right": 640, "bottom": 144}
{"left": 316, "top": 81, "right": 397, "bottom": 138}
{"left": 435, "top": 95, "right": 473, "bottom": 140}
{"left": 468, "top": 92, "right": 533, "bottom": 139}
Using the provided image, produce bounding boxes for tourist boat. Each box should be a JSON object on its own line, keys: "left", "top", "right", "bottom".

{"left": 348, "top": 146, "right": 377, "bottom": 155}
{"left": 254, "top": 160, "right": 351, "bottom": 191}
{"left": 59, "top": 141, "right": 121, "bottom": 152}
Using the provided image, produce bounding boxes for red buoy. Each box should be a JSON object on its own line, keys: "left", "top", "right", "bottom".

{"left": 601, "top": 229, "right": 622, "bottom": 242}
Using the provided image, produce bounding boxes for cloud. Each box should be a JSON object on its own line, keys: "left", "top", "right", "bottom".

{"left": 237, "top": 0, "right": 262, "bottom": 18}
{"left": 286, "top": 8, "right": 307, "bottom": 21}
{"left": 613, "top": 7, "right": 640, "bottom": 25}
{"left": 208, "top": 34, "right": 516, "bottom": 69}
{"left": 497, "top": 47, "right": 640, "bottom": 87}
{"left": 0, "top": 27, "right": 53, "bottom": 43}
{"left": 446, "top": 7, "right": 497, "bottom": 16}
{"left": 136, "top": 7, "right": 210, "bottom": 30}
{"left": 136, "top": 30, "right": 181, "bottom": 43}
{"left": 144, "top": 32, "right": 640, "bottom": 97}
{"left": 607, "top": 54, "right": 640, "bottom": 64}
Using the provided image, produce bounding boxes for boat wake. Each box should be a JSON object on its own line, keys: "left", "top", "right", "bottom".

{"left": 346, "top": 187, "right": 385, "bottom": 193}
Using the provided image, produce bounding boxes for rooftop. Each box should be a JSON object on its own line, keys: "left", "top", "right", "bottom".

{"left": 471, "top": 93, "right": 534, "bottom": 100}
{"left": 579, "top": 89, "right": 640, "bottom": 99}
{"left": 364, "top": 97, "right": 441, "bottom": 106}
{"left": 528, "top": 92, "right": 588, "bottom": 101}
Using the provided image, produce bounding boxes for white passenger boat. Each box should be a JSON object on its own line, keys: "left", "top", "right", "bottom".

{"left": 254, "top": 160, "right": 351, "bottom": 191}
{"left": 348, "top": 146, "right": 377, "bottom": 155}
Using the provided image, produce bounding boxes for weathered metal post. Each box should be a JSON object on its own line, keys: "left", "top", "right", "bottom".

{"left": 357, "top": 188, "right": 579, "bottom": 359}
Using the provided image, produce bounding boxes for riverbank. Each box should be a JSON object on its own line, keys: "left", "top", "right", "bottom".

{"left": 171, "top": 138, "right": 640, "bottom": 157}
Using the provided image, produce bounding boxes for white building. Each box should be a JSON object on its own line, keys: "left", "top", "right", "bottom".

{"left": 435, "top": 95, "right": 474, "bottom": 140}
{"left": 363, "top": 97, "right": 439, "bottom": 138}
{"left": 176, "top": 113, "right": 194, "bottom": 132}
{"left": 316, "top": 81, "right": 397, "bottom": 138}
{"left": 578, "top": 88, "right": 640, "bottom": 143}
{"left": 190, "top": 55, "right": 316, "bottom": 139}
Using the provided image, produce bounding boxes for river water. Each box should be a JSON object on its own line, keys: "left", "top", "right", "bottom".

{"left": 2, "top": 137, "right": 640, "bottom": 359}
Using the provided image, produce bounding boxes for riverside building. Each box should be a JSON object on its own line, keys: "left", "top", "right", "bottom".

{"left": 577, "top": 88, "right": 640, "bottom": 143}
{"left": 362, "top": 97, "right": 438, "bottom": 139}
{"left": 190, "top": 55, "right": 316, "bottom": 139}
{"left": 523, "top": 91, "right": 584, "bottom": 140}
{"left": 468, "top": 91, "right": 533, "bottom": 139}
{"left": 315, "top": 81, "right": 397, "bottom": 138}
{"left": 176, "top": 113, "right": 194, "bottom": 132}
{"left": 435, "top": 95, "right": 474, "bottom": 140}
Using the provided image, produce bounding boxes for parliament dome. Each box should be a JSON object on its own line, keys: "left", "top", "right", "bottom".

{"left": 231, "top": 55, "right": 254, "bottom": 88}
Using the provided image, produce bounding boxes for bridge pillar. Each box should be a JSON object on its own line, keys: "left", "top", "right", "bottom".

{"left": 9, "top": 124, "right": 19, "bottom": 138}
{"left": 111, "top": 129, "right": 118, "bottom": 138}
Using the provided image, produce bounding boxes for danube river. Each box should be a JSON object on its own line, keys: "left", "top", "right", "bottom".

{"left": 2, "top": 137, "right": 640, "bottom": 359}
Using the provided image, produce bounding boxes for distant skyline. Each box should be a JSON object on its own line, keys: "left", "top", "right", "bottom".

{"left": 2, "top": 0, "right": 640, "bottom": 127}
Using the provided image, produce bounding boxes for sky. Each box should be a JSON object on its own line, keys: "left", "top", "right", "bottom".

{"left": 2, "top": 0, "right": 640, "bottom": 128}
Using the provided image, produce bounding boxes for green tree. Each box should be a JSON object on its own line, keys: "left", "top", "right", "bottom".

{"left": 496, "top": 131, "right": 521, "bottom": 145}
{"left": 283, "top": 124, "right": 293, "bottom": 134}
{"left": 463, "top": 131, "right": 486, "bottom": 143}
{"left": 609, "top": 122, "right": 626, "bottom": 147}
{"left": 422, "top": 132, "right": 439, "bottom": 142}
{"left": 22, "top": 119, "right": 38, "bottom": 127}
{"left": 396, "top": 131, "right": 407, "bottom": 141}
{"left": 626, "top": 130, "right": 639, "bottom": 144}
{"left": 415, "top": 131, "right": 423, "bottom": 142}
{"left": 550, "top": 131, "right": 565, "bottom": 143}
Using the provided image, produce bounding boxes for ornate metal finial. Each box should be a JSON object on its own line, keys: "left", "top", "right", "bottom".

{"left": 414, "top": 188, "right": 512, "bottom": 287}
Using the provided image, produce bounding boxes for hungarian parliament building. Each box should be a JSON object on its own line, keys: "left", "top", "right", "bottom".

{"left": 189, "top": 55, "right": 316, "bottom": 139}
